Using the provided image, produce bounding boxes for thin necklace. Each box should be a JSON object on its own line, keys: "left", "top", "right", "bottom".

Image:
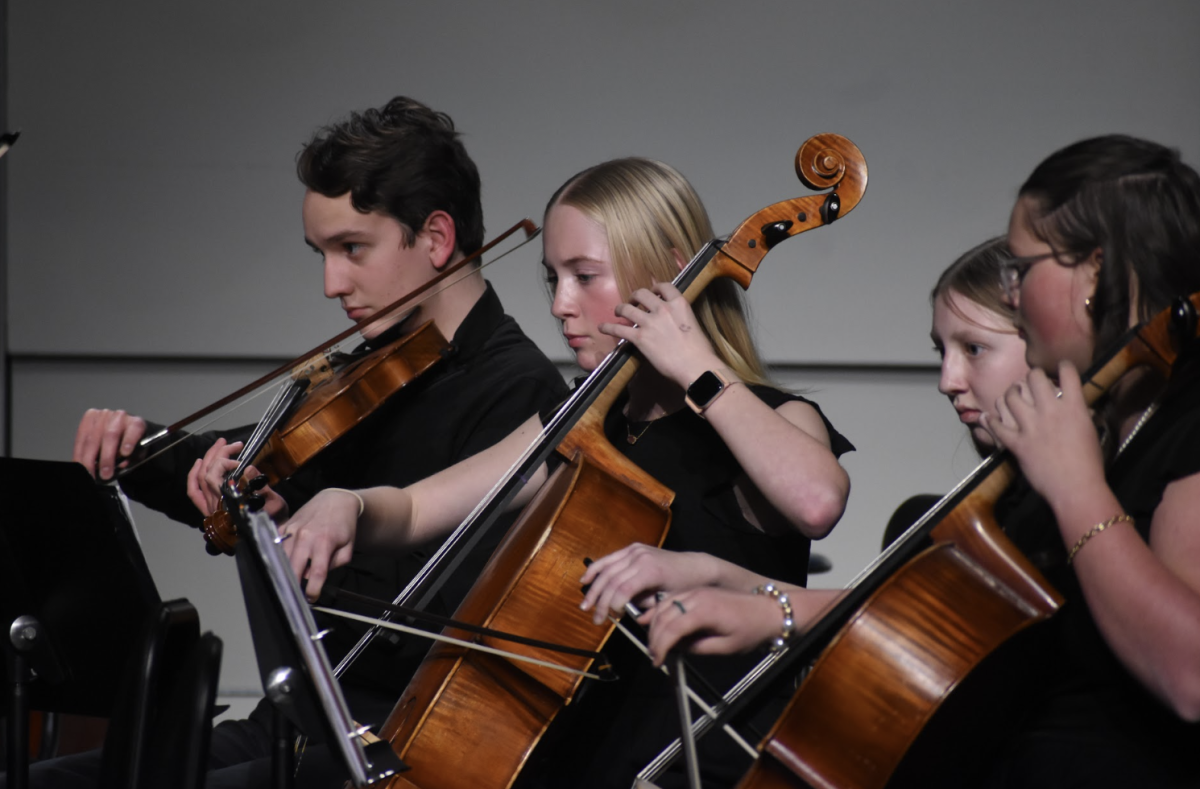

{"left": 1115, "top": 399, "right": 1159, "bottom": 458}
{"left": 626, "top": 418, "right": 654, "bottom": 445}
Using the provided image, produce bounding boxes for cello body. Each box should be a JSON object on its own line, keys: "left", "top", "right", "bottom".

{"left": 377, "top": 445, "right": 673, "bottom": 789}
{"left": 738, "top": 473, "right": 1061, "bottom": 789}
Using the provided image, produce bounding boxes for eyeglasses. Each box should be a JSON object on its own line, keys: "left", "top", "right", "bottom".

{"left": 1000, "top": 251, "right": 1059, "bottom": 301}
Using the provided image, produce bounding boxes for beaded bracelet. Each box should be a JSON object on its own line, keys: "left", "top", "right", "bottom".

{"left": 752, "top": 583, "right": 795, "bottom": 653}
{"left": 325, "top": 487, "right": 366, "bottom": 517}
{"left": 1067, "top": 513, "right": 1133, "bottom": 565}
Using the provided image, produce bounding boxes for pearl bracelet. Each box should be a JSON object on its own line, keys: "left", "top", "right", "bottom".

{"left": 752, "top": 583, "right": 795, "bottom": 653}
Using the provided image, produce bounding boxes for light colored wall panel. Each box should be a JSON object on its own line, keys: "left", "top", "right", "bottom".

{"left": 7, "top": 1, "right": 1199, "bottom": 364}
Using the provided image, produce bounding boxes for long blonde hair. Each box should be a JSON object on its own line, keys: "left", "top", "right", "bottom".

{"left": 546, "top": 157, "right": 772, "bottom": 386}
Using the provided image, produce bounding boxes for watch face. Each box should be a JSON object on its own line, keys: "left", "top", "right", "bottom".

{"left": 687, "top": 371, "right": 724, "bottom": 407}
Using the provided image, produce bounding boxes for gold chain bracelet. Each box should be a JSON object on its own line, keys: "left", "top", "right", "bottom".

{"left": 1067, "top": 513, "right": 1133, "bottom": 565}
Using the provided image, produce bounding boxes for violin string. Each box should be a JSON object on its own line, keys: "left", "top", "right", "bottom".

{"left": 313, "top": 607, "right": 605, "bottom": 680}
{"left": 123, "top": 377, "right": 296, "bottom": 475}
{"left": 234, "top": 381, "right": 299, "bottom": 470}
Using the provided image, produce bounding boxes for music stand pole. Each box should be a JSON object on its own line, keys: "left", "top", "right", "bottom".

{"left": 6, "top": 616, "right": 41, "bottom": 789}
{"left": 272, "top": 705, "right": 295, "bottom": 789}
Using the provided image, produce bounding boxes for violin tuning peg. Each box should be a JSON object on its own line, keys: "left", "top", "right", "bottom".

{"left": 246, "top": 494, "right": 265, "bottom": 511}
{"left": 247, "top": 474, "right": 269, "bottom": 492}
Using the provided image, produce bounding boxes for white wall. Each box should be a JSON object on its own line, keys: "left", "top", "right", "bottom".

{"left": 6, "top": 0, "right": 1199, "bottom": 709}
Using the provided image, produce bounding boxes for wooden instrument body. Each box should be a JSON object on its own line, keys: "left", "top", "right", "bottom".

{"left": 254, "top": 321, "right": 449, "bottom": 481}
{"left": 203, "top": 321, "right": 449, "bottom": 553}
{"left": 738, "top": 493, "right": 1061, "bottom": 789}
{"left": 375, "top": 436, "right": 674, "bottom": 789}
{"left": 154, "top": 219, "right": 536, "bottom": 557}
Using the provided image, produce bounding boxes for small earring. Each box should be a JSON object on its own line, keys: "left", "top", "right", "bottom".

{"left": 1085, "top": 296, "right": 1093, "bottom": 313}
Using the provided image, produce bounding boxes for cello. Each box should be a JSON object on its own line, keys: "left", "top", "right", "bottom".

{"left": 358, "top": 135, "right": 868, "bottom": 789}
{"left": 709, "top": 293, "right": 1200, "bottom": 789}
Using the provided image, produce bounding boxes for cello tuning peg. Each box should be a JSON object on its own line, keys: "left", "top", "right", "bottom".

{"left": 759, "top": 220, "right": 794, "bottom": 249}
{"left": 819, "top": 192, "right": 842, "bottom": 224}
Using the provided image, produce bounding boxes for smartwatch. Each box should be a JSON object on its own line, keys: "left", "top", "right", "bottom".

{"left": 685, "top": 370, "right": 733, "bottom": 415}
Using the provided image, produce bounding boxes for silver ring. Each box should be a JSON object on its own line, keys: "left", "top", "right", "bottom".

{"left": 672, "top": 599, "right": 687, "bottom": 615}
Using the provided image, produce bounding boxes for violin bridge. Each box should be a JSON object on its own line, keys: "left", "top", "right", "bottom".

{"left": 291, "top": 352, "right": 336, "bottom": 386}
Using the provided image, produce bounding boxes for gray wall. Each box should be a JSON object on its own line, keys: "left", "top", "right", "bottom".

{"left": 6, "top": 0, "right": 1200, "bottom": 715}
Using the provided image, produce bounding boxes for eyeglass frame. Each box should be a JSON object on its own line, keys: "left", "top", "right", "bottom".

{"left": 1000, "top": 251, "right": 1063, "bottom": 301}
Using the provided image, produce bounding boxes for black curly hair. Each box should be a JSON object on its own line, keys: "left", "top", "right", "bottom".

{"left": 296, "top": 96, "right": 484, "bottom": 255}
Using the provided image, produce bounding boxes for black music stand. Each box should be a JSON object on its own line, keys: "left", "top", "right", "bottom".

{"left": 0, "top": 457, "right": 161, "bottom": 789}
{"left": 230, "top": 499, "right": 406, "bottom": 788}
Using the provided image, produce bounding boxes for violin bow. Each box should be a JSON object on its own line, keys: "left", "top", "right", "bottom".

{"left": 122, "top": 219, "right": 541, "bottom": 472}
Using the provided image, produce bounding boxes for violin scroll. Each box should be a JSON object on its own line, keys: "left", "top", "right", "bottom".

{"left": 203, "top": 511, "right": 238, "bottom": 556}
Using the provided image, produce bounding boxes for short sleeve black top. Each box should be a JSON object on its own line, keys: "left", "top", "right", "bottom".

{"left": 991, "top": 363, "right": 1200, "bottom": 787}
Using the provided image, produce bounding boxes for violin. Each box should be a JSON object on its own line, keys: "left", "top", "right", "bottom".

{"left": 362, "top": 135, "right": 868, "bottom": 789}
{"left": 725, "top": 293, "right": 1200, "bottom": 789}
{"left": 120, "top": 220, "right": 539, "bottom": 555}
{"left": 199, "top": 321, "right": 451, "bottom": 554}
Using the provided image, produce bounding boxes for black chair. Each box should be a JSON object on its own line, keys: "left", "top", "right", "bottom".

{"left": 143, "top": 632, "right": 223, "bottom": 789}
{"left": 97, "top": 599, "right": 202, "bottom": 789}
{"left": 883, "top": 493, "right": 941, "bottom": 550}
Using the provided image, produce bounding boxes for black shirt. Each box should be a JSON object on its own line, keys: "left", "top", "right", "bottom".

{"left": 986, "top": 363, "right": 1200, "bottom": 789}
